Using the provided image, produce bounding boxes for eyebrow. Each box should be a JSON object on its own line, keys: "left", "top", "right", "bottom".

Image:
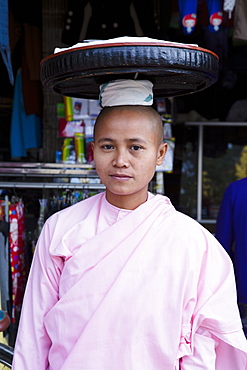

{"left": 97, "top": 138, "right": 114, "bottom": 143}
{"left": 97, "top": 137, "right": 148, "bottom": 144}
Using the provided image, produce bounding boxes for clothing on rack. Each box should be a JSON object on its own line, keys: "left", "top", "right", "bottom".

{"left": 9, "top": 0, "right": 43, "bottom": 115}
{"left": 37, "top": 199, "right": 47, "bottom": 236}
{"left": 0, "top": 0, "right": 14, "bottom": 84}
{"left": 10, "top": 69, "right": 42, "bottom": 158}
{"left": 9, "top": 200, "right": 27, "bottom": 323}
{"left": 201, "top": 26, "right": 229, "bottom": 72}
{"left": 0, "top": 199, "right": 10, "bottom": 314}
{"left": 42, "top": 189, "right": 100, "bottom": 224}
{"left": 233, "top": 0, "right": 247, "bottom": 42}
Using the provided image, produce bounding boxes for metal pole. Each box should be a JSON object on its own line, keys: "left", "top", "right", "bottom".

{"left": 197, "top": 124, "right": 203, "bottom": 221}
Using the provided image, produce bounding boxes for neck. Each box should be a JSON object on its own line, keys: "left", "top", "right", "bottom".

{"left": 105, "top": 190, "right": 149, "bottom": 210}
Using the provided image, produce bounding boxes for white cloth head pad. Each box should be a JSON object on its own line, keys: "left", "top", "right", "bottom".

{"left": 99, "top": 79, "right": 153, "bottom": 107}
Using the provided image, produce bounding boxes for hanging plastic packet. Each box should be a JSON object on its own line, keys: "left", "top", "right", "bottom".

{"left": 74, "top": 132, "right": 86, "bottom": 164}
{"left": 62, "top": 138, "right": 76, "bottom": 163}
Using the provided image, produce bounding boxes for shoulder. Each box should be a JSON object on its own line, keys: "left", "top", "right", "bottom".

{"left": 154, "top": 194, "right": 213, "bottom": 239}
{"left": 158, "top": 199, "right": 224, "bottom": 252}
{"left": 45, "top": 192, "right": 104, "bottom": 231}
{"left": 172, "top": 211, "right": 231, "bottom": 265}
{"left": 171, "top": 208, "right": 210, "bottom": 237}
{"left": 227, "top": 178, "right": 247, "bottom": 192}
{"left": 223, "top": 178, "right": 247, "bottom": 203}
{"left": 35, "top": 192, "right": 105, "bottom": 259}
{"left": 151, "top": 199, "right": 231, "bottom": 273}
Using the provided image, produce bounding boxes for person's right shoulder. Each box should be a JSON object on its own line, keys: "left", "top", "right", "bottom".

{"left": 45, "top": 192, "right": 104, "bottom": 229}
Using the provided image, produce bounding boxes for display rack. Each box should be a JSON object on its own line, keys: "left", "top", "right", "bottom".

{"left": 0, "top": 162, "right": 106, "bottom": 190}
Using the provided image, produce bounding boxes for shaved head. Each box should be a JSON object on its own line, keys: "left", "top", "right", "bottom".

{"left": 94, "top": 105, "right": 164, "bottom": 144}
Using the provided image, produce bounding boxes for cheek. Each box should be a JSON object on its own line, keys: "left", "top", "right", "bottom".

{"left": 93, "top": 150, "right": 103, "bottom": 164}
{"left": 142, "top": 152, "right": 159, "bottom": 167}
{"left": 136, "top": 154, "right": 157, "bottom": 174}
{"left": 93, "top": 152, "right": 110, "bottom": 173}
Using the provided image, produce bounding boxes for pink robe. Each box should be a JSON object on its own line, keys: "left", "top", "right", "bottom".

{"left": 12, "top": 192, "right": 247, "bottom": 369}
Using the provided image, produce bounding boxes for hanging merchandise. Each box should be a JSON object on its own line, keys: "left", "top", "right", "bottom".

{"left": 85, "top": 119, "right": 95, "bottom": 164}
{"left": 72, "top": 97, "right": 89, "bottom": 119}
{"left": 10, "top": 69, "right": 42, "bottom": 158}
{"left": 62, "top": 137, "right": 76, "bottom": 164}
{"left": 45, "top": 190, "right": 95, "bottom": 220}
{"left": 224, "top": 0, "right": 236, "bottom": 18}
{"left": 0, "top": 198, "right": 10, "bottom": 315}
{"left": 63, "top": 96, "right": 91, "bottom": 121}
{"left": 154, "top": 98, "right": 175, "bottom": 174}
{"left": 233, "top": 0, "right": 247, "bottom": 42}
{"left": 59, "top": 96, "right": 99, "bottom": 163}
{"left": 61, "top": 0, "right": 158, "bottom": 45}
{"left": 0, "top": 199, "right": 9, "bottom": 245}
{"left": 74, "top": 132, "right": 86, "bottom": 164}
{"left": 9, "top": 200, "right": 27, "bottom": 323}
{"left": 178, "top": 0, "right": 223, "bottom": 34}
{"left": 0, "top": 0, "right": 14, "bottom": 85}
{"left": 156, "top": 114, "right": 175, "bottom": 173}
{"left": 64, "top": 96, "right": 73, "bottom": 121}
{"left": 59, "top": 118, "right": 85, "bottom": 138}
{"left": 37, "top": 199, "right": 48, "bottom": 236}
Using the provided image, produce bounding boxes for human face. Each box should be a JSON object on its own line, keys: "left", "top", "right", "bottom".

{"left": 92, "top": 107, "right": 167, "bottom": 209}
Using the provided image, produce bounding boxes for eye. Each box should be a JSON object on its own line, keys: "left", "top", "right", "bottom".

{"left": 130, "top": 145, "right": 142, "bottom": 151}
{"left": 101, "top": 144, "right": 114, "bottom": 150}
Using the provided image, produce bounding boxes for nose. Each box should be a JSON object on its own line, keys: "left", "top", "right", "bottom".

{"left": 113, "top": 149, "right": 129, "bottom": 168}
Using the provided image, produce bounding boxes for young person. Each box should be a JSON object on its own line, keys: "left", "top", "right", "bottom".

{"left": 12, "top": 80, "right": 247, "bottom": 369}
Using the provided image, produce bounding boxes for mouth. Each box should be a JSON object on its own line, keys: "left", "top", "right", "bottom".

{"left": 109, "top": 174, "right": 132, "bottom": 180}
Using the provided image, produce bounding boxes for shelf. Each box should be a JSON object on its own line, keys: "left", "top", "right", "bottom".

{"left": 0, "top": 182, "right": 105, "bottom": 190}
{"left": 0, "top": 162, "right": 104, "bottom": 190}
{"left": 0, "top": 162, "right": 98, "bottom": 177}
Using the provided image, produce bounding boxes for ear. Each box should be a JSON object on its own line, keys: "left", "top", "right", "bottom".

{"left": 156, "top": 142, "right": 168, "bottom": 166}
{"left": 91, "top": 141, "right": 95, "bottom": 151}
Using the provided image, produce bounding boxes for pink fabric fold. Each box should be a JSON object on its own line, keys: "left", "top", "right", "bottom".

{"left": 12, "top": 192, "right": 247, "bottom": 369}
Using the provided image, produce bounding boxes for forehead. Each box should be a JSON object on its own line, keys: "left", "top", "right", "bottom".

{"left": 96, "top": 113, "right": 153, "bottom": 142}
{"left": 95, "top": 106, "right": 157, "bottom": 132}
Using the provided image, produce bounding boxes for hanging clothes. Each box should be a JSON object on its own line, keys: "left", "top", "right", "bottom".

{"left": 61, "top": 0, "right": 158, "bottom": 45}
{"left": 233, "top": 0, "right": 247, "bottom": 42}
{"left": 178, "top": 0, "right": 223, "bottom": 34}
{"left": 10, "top": 69, "right": 42, "bottom": 158}
{"left": 0, "top": 0, "right": 14, "bottom": 84}
{"left": 9, "top": 200, "right": 27, "bottom": 323}
{"left": 0, "top": 199, "right": 10, "bottom": 314}
{"left": 37, "top": 199, "right": 48, "bottom": 236}
{"left": 22, "top": 26, "right": 43, "bottom": 117}
{"left": 8, "top": 0, "right": 43, "bottom": 116}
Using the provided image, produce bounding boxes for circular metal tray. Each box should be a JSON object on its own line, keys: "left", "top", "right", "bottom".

{"left": 40, "top": 41, "right": 219, "bottom": 99}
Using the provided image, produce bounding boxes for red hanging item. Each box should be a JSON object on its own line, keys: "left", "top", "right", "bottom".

{"left": 9, "top": 201, "right": 27, "bottom": 323}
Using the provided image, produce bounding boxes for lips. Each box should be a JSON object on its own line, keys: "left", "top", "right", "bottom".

{"left": 110, "top": 173, "right": 132, "bottom": 180}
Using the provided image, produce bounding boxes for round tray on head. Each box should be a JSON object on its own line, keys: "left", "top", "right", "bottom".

{"left": 40, "top": 40, "right": 219, "bottom": 99}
